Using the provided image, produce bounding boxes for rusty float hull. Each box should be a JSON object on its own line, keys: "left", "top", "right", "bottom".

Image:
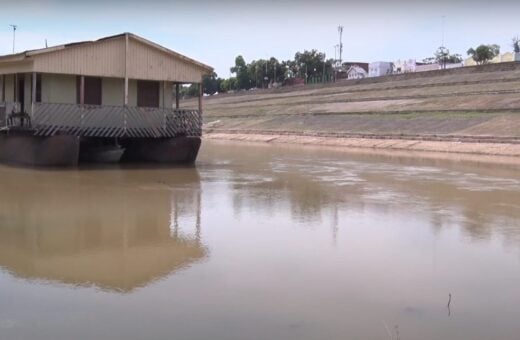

{"left": 0, "top": 130, "right": 201, "bottom": 167}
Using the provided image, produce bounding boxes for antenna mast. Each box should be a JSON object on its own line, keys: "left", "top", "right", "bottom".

{"left": 9, "top": 24, "right": 17, "bottom": 53}
{"left": 337, "top": 25, "right": 344, "bottom": 66}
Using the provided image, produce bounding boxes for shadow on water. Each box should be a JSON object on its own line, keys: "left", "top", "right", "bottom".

{"left": 0, "top": 164, "right": 206, "bottom": 293}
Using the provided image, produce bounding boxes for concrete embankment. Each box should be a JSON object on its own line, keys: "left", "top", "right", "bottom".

{"left": 198, "top": 62, "right": 520, "bottom": 161}
{"left": 204, "top": 130, "right": 520, "bottom": 158}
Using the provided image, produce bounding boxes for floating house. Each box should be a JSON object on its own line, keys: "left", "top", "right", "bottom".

{"left": 0, "top": 33, "right": 212, "bottom": 166}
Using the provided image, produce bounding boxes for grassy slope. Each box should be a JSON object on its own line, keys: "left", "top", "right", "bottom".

{"left": 196, "top": 63, "right": 520, "bottom": 138}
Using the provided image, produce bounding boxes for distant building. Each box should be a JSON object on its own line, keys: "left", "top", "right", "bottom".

{"left": 393, "top": 59, "right": 464, "bottom": 73}
{"left": 415, "top": 63, "right": 440, "bottom": 72}
{"left": 342, "top": 62, "right": 369, "bottom": 72}
{"left": 368, "top": 62, "right": 393, "bottom": 77}
{"left": 393, "top": 59, "right": 417, "bottom": 73}
{"left": 443, "top": 62, "right": 464, "bottom": 70}
{"left": 335, "top": 62, "right": 369, "bottom": 80}
{"left": 464, "top": 52, "right": 520, "bottom": 67}
{"left": 347, "top": 65, "right": 368, "bottom": 79}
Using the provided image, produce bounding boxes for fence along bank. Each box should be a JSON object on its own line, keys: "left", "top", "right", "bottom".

{"left": 0, "top": 33, "right": 212, "bottom": 166}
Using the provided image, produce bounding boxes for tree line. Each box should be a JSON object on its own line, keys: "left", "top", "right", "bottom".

{"left": 183, "top": 37, "right": 519, "bottom": 96}
{"left": 192, "top": 49, "right": 335, "bottom": 96}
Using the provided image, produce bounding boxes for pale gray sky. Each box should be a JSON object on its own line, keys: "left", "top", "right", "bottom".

{"left": 0, "top": 0, "right": 519, "bottom": 76}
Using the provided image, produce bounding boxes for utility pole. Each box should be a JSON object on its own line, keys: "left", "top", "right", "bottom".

{"left": 441, "top": 15, "right": 446, "bottom": 47}
{"left": 264, "top": 60, "right": 268, "bottom": 88}
{"left": 322, "top": 53, "right": 326, "bottom": 83}
{"left": 337, "top": 25, "right": 344, "bottom": 66}
{"left": 273, "top": 60, "right": 277, "bottom": 84}
{"left": 441, "top": 15, "right": 446, "bottom": 70}
{"left": 10, "top": 24, "right": 17, "bottom": 53}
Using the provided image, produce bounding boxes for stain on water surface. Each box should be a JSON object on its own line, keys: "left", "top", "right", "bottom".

{"left": 0, "top": 140, "right": 519, "bottom": 340}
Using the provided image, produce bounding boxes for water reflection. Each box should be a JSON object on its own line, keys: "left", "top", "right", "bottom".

{"left": 0, "top": 166, "right": 206, "bottom": 293}
{"left": 202, "top": 141, "right": 520, "bottom": 247}
{"left": 0, "top": 141, "right": 518, "bottom": 340}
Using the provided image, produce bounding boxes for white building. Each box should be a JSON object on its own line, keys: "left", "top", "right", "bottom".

{"left": 368, "top": 62, "right": 394, "bottom": 77}
{"left": 393, "top": 59, "right": 417, "bottom": 73}
{"left": 346, "top": 65, "right": 368, "bottom": 79}
{"left": 415, "top": 63, "right": 440, "bottom": 72}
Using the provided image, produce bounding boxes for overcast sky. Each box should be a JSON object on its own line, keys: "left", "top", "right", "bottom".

{"left": 0, "top": 0, "right": 519, "bottom": 76}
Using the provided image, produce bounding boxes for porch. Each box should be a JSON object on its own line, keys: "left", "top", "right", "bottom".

{"left": 1, "top": 103, "right": 202, "bottom": 138}
{"left": 0, "top": 73, "right": 203, "bottom": 138}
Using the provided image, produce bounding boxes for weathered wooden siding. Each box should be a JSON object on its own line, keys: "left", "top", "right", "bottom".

{"left": 163, "top": 81, "right": 173, "bottom": 108}
{"left": 24, "top": 74, "right": 31, "bottom": 111}
{"left": 127, "top": 38, "right": 204, "bottom": 83}
{"left": 0, "top": 61, "right": 33, "bottom": 75}
{"left": 102, "top": 78, "right": 124, "bottom": 106}
{"left": 41, "top": 74, "right": 76, "bottom": 104}
{"left": 128, "top": 79, "right": 138, "bottom": 106}
{"left": 33, "top": 38, "right": 126, "bottom": 78}
{"left": 4, "top": 74, "right": 14, "bottom": 101}
{"left": 1, "top": 35, "right": 209, "bottom": 84}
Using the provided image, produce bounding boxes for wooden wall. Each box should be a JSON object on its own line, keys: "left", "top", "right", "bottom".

{"left": 127, "top": 38, "right": 205, "bottom": 83}
{"left": 27, "top": 35, "right": 207, "bottom": 83}
{"left": 32, "top": 38, "right": 126, "bottom": 78}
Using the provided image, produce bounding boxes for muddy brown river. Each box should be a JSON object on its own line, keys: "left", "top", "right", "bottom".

{"left": 0, "top": 140, "right": 519, "bottom": 340}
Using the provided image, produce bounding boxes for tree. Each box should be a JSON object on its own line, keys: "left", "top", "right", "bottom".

{"left": 422, "top": 57, "right": 436, "bottom": 64}
{"left": 467, "top": 44, "right": 500, "bottom": 65}
{"left": 434, "top": 46, "right": 462, "bottom": 69}
{"left": 294, "top": 49, "right": 326, "bottom": 80}
{"left": 202, "top": 72, "right": 219, "bottom": 95}
{"left": 179, "top": 84, "right": 199, "bottom": 98}
{"left": 230, "top": 55, "right": 253, "bottom": 90}
{"left": 219, "top": 77, "right": 237, "bottom": 93}
{"left": 513, "top": 37, "right": 520, "bottom": 53}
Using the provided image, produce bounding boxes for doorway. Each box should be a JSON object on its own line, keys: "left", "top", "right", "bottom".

{"left": 137, "top": 80, "right": 159, "bottom": 108}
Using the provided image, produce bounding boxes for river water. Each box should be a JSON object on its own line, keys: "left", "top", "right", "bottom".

{"left": 0, "top": 140, "right": 519, "bottom": 340}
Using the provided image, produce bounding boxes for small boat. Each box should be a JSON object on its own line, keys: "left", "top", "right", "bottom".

{"left": 79, "top": 144, "right": 125, "bottom": 163}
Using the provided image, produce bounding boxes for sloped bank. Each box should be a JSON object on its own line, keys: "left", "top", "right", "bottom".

{"left": 204, "top": 130, "right": 520, "bottom": 158}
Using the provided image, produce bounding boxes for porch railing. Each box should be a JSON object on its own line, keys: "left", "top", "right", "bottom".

{"left": 27, "top": 103, "right": 202, "bottom": 138}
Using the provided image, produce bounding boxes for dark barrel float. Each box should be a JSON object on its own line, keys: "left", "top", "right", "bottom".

{"left": 0, "top": 129, "right": 201, "bottom": 167}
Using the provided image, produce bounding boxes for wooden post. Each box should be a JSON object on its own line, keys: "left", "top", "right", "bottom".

{"left": 79, "top": 75, "right": 85, "bottom": 105}
{"left": 124, "top": 33, "right": 129, "bottom": 106}
{"left": 1, "top": 75, "right": 4, "bottom": 102}
{"left": 175, "top": 83, "right": 180, "bottom": 109}
{"left": 14, "top": 74, "right": 17, "bottom": 104}
{"left": 198, "top": 82, "right": 202, "bottom": 114}
{"left": 162, "top": 81, "right": 165, "bottom": 108}
{"left": 31, "top": 72, "right": 36, "bottom": 115}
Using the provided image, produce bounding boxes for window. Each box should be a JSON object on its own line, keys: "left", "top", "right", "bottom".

{"left": 36, "top": 74, "right": 42, "bottom": 103}
{"left": 137, "top": 80, "right": 159, "bottom": 108}
{"left": 76, "top": 76, "right": 102, "bottom": 105}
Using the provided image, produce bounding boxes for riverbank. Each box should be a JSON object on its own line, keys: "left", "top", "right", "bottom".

{"left": 198, "top": 63, "right": 520, "bottom": 163}
{"left": 204, "top": 131, "right": 520, "bottom": 161}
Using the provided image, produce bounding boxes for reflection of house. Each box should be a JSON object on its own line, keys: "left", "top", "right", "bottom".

{"left": 0, "top": 166, "right": 205, "bottom": 293}
{"left": 347, "top": 65, "right": 368, "bottom": 79}
{"left": 368, "top": 62, "right": 393, "bottom": 77}
{"left": 464, "top": 52, "right": 520, "bottom": 67}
